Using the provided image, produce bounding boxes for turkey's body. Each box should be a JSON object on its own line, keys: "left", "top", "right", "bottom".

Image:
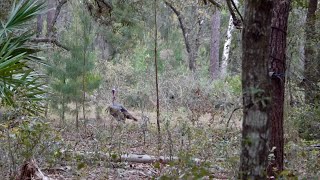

{"left": 108, "top": 89, "right": 138, "bottom": 122}
{"left": 109, "top": 103, "right": 138, "bottom": 122}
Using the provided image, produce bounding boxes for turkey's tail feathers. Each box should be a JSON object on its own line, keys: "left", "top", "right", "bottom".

{"left": 124, "top": 111, "right": 138, "bottom": 121}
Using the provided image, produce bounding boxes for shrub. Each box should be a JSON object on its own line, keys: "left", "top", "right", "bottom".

{"left": 291, "top": 105, "right": 320, "bottom": 140}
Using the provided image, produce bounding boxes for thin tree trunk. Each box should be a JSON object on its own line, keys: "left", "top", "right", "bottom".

{"left": 61, "top": 77, "right": 66, "bottom": 125}
{"left": 48, "top": 0, "right": 68, "bottom": 37}
{"left": 194, "top": 16, "right": 204, "bottom": 71}
{"left": 95, "top": 32, "right": 110, "bottom": 59}
{"left": 304, "top": 0, "right": 318, "bottom": 104}
{"left": 210, "top": 9, "right": 221, "bottom": 79}
{"left": 62, "top": 95, "right": 65, "bottom": 124}
{"left": 239, "top": 1, "right": 273, "bottom": 179}
{"left": 164, "top": 1, "right": 200, "bottom": 71}
{"left": 76, "top": 102, "right": 79, "bottom": 130}
{"left": 267, "top": 0, "right": 291, "bottom": 175}
{"left": 46, "top": 0, "right": 55, "bottom": 37}
{"left": 187, "top": 44, "right": 196, "bottom": 71}
{"left": 82, "top": 50, "right": 86, "bottom": 126}
{"left": 154, "top": 0, "right": 161, "bottom": 153}
{"left": 221, "top": 0, "right": 238, "bottom": 77}
{"left": 82, "top": 25, "right": 87, "bottom": 126}
{"left": 36, "top": 15, "right": 43, "bottom": 37}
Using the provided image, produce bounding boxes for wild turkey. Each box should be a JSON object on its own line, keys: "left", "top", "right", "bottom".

{"left": 107, "top": 88, "right": 138, "bottom": 122}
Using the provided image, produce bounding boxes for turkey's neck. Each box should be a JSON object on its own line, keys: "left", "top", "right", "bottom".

{"left": 112, "top": 94, "right": 116, "bottom": 105}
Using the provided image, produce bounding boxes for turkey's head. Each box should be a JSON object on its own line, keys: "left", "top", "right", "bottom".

{"left": 112, "top": 88, "right": 116, "bottom": 104}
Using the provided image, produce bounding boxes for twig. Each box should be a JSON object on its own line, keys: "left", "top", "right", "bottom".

{"left": 154, "top": 0, "right": 161, "bottom": 153}
{"left": 164, "top": 1, "right": 191, "bottom": 58}
{"left": 47, "top": 0, "right": 68, "bottom": 37}
{"left": 207, "top": 0, "right": 222, "bottom": 8}
{"left": 30, "top": 38, "right": 69, "bottom": 51}
{"left": 226, "top": 0, "right": 243, "bottom": 29}
{"left": 226, "top": 106, "right": 242, "bottom": 132}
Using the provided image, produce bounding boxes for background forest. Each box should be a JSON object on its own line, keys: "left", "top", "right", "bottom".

{"left": 0, "top": 0, "right": 319, "bottom": 179}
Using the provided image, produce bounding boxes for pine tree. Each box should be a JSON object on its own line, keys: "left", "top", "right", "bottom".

{"left": 49, "top": 1, "right": 101, "bottom": 128}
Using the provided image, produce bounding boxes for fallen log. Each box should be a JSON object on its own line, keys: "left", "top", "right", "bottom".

{"left": 121, "top": 154, "right": 187, "bottom": 164}
{"left": 62, "top": 150, "right": 201, "bottom": 164}
{"left": 60, "top": 150, "right": 227, "bottom": 174}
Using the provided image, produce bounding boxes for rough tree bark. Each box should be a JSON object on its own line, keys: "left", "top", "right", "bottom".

{"left": 239, "top": 1, "right": 273, "bottom": 179}
{"left": 209, "top": 8, "right": 221, "bottom": 79}
{"left": 304, "top": 0, "right": 318, "bottom": 104}
{"left": 267, "top": 0, "right": 291, "bottom": 176}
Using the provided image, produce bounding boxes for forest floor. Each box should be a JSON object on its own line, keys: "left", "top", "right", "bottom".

{"left": 6, "top": 109, "right": 319, "bottom": 179}
{"left": 41, "top": 110, "right": 243, "bottom": 179}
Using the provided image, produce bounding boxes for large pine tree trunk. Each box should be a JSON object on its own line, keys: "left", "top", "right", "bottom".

{"left": 209, "top": 9, "right": 221, "bottom": 79}
{"left": 239, "top": 1, "right": 273, "bottom": 179}
{"left": 304, "top": 0, "right": 318, "bottom": 104}
{"left": 268, "top": 0, "right": 291, "bottom": 175}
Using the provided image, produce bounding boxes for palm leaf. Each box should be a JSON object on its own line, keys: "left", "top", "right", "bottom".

{"left": 0, "top": 0, "right": 47, "bottom": 115}
{"left": 1, "top": 0, "right": 45, "bottom": 36}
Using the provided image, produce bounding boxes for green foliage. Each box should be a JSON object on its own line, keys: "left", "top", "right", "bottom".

{"left": 48, "top": 51, "right": 69, "bottom": 118}
{"left": 102, "top": 0, "right": 146, "bottom": 55}
{"left": 13, "top": 119, "right": 51, "bottom": 159}
{"left": 132, "top": 44, "right": 150, "bottom": 72}
{"left": 291, "top": 105, "right": 320, "bottom": 140}
{"left": 209, "top": 75, "right": 242, "bottom": 103}
{"left": 0, "top": 0, "right": 46, "bottom": 114}
{"left": 0, "top": 115, "right": 62, "bottom": 171}
{"left": 285, "top": 140, "right": 320, "bottom": 178}
{"left": 160, "top": 29, "right": 185, "bottom": 67}
{"left": 49, "top": 1, "right": 101, "bottom": 120}
{"left": 292, "top": 0, "right": 309, "bottom": 8}
{"left": 157, "top": 152, "right": 211, "bottom": 179}
{"left": 1, "top": 0, "right": 44, "bottom": 35}
{"left": 103, "top": 56, "right": 137, "bottom": 91}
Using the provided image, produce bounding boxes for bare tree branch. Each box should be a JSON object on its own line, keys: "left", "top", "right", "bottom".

{"left": 30, "top": 38, "right": 69, "bottom": 51}
{"left": 226, "top": 0, "right": 243, "bottom": 29}
{"left": 164, "top": 1, "right": 191, "bottom": 56}
{"left": 230, "top": 0, "right": 243, "bottom": 22}
{"left": 164, "top": 1, "right": 203, "bottom": 70}
{"left": 207, "top": 0, "right": 222, "bottom": 8}
{"left": 47, "top": 0, "right": 68, "bottom": 37}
